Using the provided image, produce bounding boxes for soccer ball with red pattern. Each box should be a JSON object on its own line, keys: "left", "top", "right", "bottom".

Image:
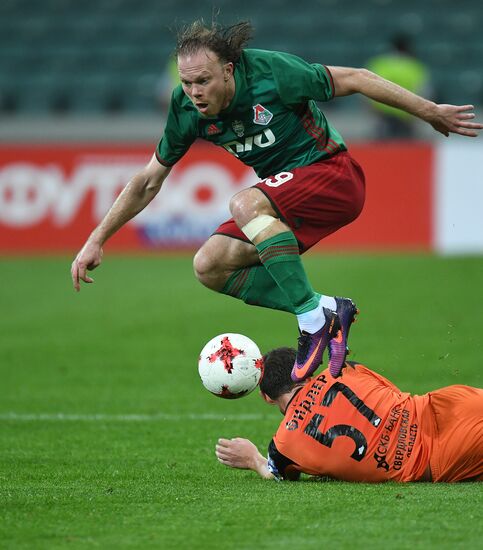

{"left": 198, "top": 333, "right": 263, "bottom": 399}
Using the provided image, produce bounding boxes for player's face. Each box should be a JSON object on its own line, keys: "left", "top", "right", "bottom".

{"left": 178, "top": 49, "right": 234, "bottom": 117}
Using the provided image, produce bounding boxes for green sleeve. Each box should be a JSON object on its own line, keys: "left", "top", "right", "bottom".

{"left": 156, "top": 89, "right": 197, "bottom": 166}
{"left": 270, "top": 51, "right": 335, "bottom": 107}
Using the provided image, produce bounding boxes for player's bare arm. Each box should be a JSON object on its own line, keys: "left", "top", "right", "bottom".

{"left": 328, "top": 66, "right": 483, "bottom": 137}
{"left": 215, "top": 438, "right": 274, "bottom": 479}
{"left": 71, "top": 154, "right": 171, "bottom": 292}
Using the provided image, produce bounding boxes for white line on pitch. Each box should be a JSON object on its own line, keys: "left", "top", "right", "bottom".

{"left": 0, "top": 412, "right": 276, "bottom": 422}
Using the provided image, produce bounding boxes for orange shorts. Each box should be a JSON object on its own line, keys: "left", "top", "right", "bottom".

{"left": 428, "top": 385, "right": 483, "bottom": 482}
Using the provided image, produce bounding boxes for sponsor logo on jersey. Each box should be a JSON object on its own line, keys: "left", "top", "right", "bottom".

{"left": 222, "top": 128, "right": 276, "bottom": 157}
{"left": 253, "top": 104, "right": 273, "bottom": 125}
{"left": 206, "top": 123, "right": 222, "bottom": 136}
{"left": 231, "top": 120, "right": 245, "bottom": 137}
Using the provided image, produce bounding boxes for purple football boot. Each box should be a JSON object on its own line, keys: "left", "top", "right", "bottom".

{"left": 291, "top": 308, "right": 340, "bottom": 382}
{"left": 328, "top": 297, "right": 359, "bottom": 378}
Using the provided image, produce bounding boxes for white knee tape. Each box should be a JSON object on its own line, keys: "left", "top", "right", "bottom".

{"left": 241, "top": 215, "right": 277, "bottom": 242}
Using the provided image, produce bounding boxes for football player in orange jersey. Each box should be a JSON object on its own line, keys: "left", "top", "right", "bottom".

{"left": 215, "top": 348, "right": 482, "bottom": 482}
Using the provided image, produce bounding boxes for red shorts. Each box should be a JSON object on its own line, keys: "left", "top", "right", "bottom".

{"left": 213, "top": 151, "right": 366, "bottom": 252}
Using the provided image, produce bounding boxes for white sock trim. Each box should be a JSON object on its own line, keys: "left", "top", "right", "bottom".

{"left": 320, "top": 295, "right": 336, "bottom": 311}
{"left": 297, "top": 298, "right": 326, "bottom": 334}
{"left": 296, "top": 295, "right": 335, "bottom": 333}
{"left": 241, "top": 215, "right": 277, "bottom": 242}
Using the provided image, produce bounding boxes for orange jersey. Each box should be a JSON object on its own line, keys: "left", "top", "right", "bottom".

{"left": 269, "top": 363, "right": 458, "bottom": 482}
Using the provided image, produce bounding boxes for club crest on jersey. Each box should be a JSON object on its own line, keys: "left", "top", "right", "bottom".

{"left": 253, "top": 104, "right": 273, "bottom": 125}
{"left": 232, "top": 119, "right": 245, "bottom": 137}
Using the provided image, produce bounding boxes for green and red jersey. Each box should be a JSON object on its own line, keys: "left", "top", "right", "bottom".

{"left": 156, "top": 48, "right": 346, "bottom": 178}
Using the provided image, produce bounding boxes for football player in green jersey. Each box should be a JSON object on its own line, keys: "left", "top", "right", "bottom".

{"left": 71, "top": 20, "right": 482, "bottom": 381}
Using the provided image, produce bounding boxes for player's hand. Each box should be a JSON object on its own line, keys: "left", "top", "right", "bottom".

{"left": 215, "top": 438, "right": 259, "bottom": 470}
{"left": 427, "top": 104, "right": 483, "bottom": 137}
{"left": 71, "top": 240, "right": 103, "bottom": 292}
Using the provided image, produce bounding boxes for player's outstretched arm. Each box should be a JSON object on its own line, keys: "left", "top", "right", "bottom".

{"left": 215, "top": 438, "right": 274, "bottom": 479}
{"left": 327, "top": 66, "right": 483, "bottom": 138}
{"left": 71, "top": 154, "right": 171, "bottom": 291}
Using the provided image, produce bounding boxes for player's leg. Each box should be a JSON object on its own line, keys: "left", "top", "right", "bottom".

{"left": 194, "top": 233, "right": 295, "bottom": 313}
{"left": 228, "top": 186, "right": 340, "bottom": 381}
{"left": 194, "top": 224, "right": 337, "bottom": 316}
{"left": 196, "top": 152, "right": 364, "bottom": 380}
{"left": 194, "top": 211, "right": 340, "bottom": 369}
{"left": 234, "top": 153, "right": 364, "bottom": 379}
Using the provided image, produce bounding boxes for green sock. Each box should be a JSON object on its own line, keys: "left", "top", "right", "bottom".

{"left": 222, "top": 265, "right": 295, "bottom": 313}
{"left": 255, "top": 231, "right": 319, "bottom": 315}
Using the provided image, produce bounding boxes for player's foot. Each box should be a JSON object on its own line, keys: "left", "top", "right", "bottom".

{"left": 291, "top": 308, "right": 340, "bottom": 382}
{"left": 328, "top": 297, "right": 359, "bottom": 378}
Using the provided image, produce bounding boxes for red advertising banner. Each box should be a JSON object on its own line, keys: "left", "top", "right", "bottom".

{"left": 317, "top": 142, "right": 433, "bottom": 250}
{"left": 0, "top": 142, "right": 432, "bottom": 253}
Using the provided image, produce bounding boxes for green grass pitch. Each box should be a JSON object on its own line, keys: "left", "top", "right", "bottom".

{"left": 1, "top": 253, "right": 482, "bottom": 549}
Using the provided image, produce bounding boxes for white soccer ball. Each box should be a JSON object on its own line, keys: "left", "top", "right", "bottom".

{"left": 198, "top": 333, "right": 263, "bottom": 399}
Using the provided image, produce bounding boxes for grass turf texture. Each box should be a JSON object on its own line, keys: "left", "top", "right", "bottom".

{"left": 1, "top": 254, "right": 482, "bottom": 549}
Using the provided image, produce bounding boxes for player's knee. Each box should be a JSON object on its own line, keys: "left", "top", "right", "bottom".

{"left": 193, "top": 249, "right": 215, "bottom": 286}
{"left": 229, "top": 188, "right": 272, "bottom": 227}
{"left": 193, "top": 248, "right": 224, "bottom": 291}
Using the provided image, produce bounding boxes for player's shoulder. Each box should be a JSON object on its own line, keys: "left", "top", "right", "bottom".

{"left": 323, "top": 362, "right": 376, "bottom": 385}
{"left": 239, "top": 48, "right": 275, "bottom": 73}
{"left": 317, "top": 362, "right": 368, "bottom": 380}
{"left": 341, "top": 361, "right": 402, "bottom": 393}
{"left": 242, "top": 48, "right": 275, "bottom": 61}
{"left": 342, "top": 361, "right": 374, "bottom": 378}
{"left": 241, "top": 48, "right": 308, "bottom": 72}
{"left": 244, "top": 48, "right": 324, "bottom": 90}
{"left": 345, "top": 360, "right": 367, "bottom": 370}
{"left": 242, "top": 48, "right": 305, "bottom": 65}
